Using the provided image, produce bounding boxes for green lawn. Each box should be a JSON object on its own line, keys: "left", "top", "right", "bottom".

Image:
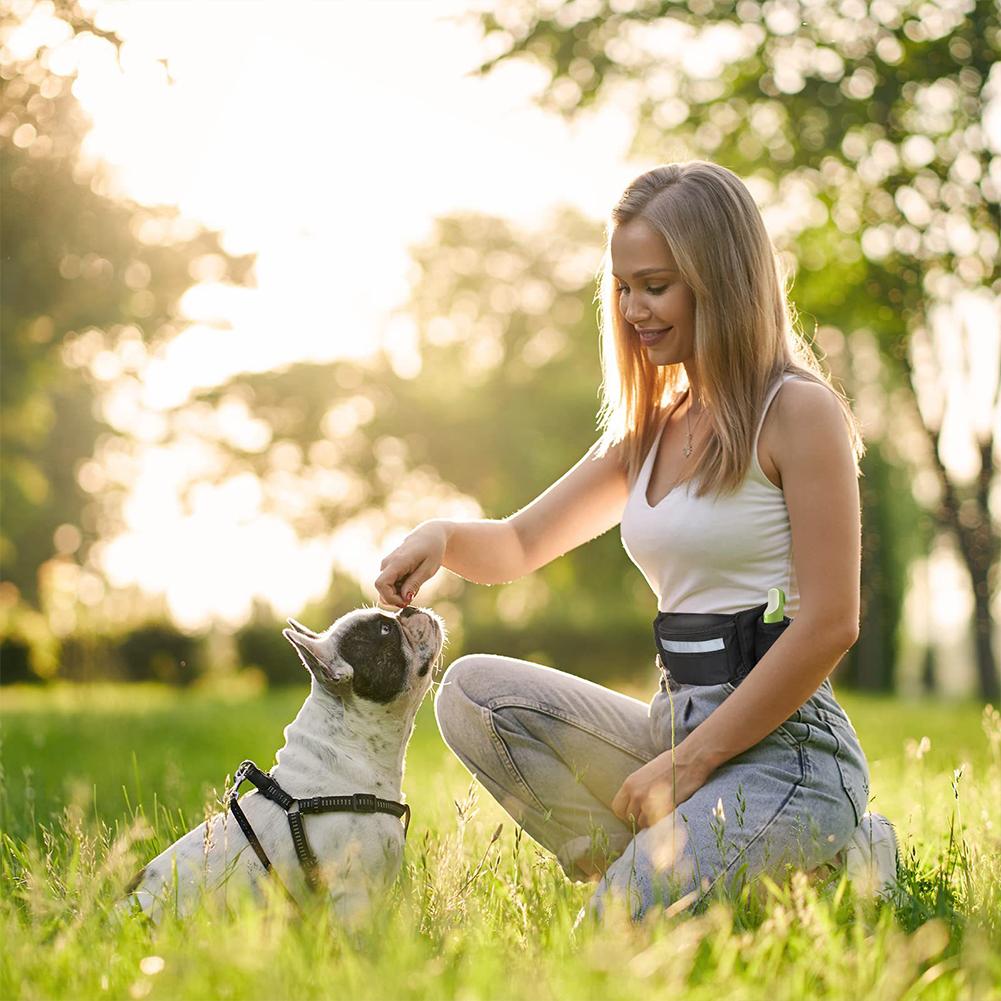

{"left": 2, "top": 679, "right": 999, "bottom": 1000}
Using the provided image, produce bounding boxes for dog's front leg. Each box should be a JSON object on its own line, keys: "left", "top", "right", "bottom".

{"left": 328, "top": 883, "right": 379, "bottom": 932}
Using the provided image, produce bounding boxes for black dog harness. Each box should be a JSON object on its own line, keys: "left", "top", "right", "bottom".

{"left": 226, "top": 759, "right": 411, "bottom": 902}
{"left": 653, "top": 600, "right": 792, "bottom": 687}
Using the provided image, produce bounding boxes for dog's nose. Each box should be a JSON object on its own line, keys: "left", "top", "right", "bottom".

{"left": 399, "top": 606, "right": 421, "bottom": 619}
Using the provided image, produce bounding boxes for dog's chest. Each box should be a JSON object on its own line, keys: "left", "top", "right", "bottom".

{"left": 275, "top": 709, "right": 401, "bottom": 794}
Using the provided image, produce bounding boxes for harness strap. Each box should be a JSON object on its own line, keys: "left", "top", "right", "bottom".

{"left": 298, "top": 793, "right": 411, "bottom": 831}
{"left": 226, "top": 759, "right": 413, "bottom": 897}
{"left": 226, "top": 768, "right": 301, "bottom": 908}
{"left": 228, "top": 795, "right": 274, "bottom": 873}
{"left": 286, "top": 806, "right": 321, "bottom": 891}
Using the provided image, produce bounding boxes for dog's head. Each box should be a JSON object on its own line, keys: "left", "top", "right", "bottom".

{"left": 282, "top": 605, "right": 445, "bottom": 707}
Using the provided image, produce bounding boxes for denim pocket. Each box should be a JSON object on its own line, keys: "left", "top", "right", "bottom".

{"left": 773, "top": 717, "right": 812, "bottom": 750}
{"left": 649, "top": 681, "right": 732, "bottom": 750}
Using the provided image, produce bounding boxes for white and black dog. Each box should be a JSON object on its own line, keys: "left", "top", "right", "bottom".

{"left": 123, "top": 604, "right": 445, "bottom": 926}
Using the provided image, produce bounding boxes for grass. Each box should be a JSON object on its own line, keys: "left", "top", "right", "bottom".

{"left": 1, "top": 676, "right": 999, "bottom": 1000}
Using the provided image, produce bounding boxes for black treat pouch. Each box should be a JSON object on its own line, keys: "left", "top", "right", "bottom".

{"left": 653, "top": 602, "right": 792, "bottom": 687}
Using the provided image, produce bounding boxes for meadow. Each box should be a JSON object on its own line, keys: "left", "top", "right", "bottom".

{"left": 1, "top": 676, "right": 999, "bottom": 1001}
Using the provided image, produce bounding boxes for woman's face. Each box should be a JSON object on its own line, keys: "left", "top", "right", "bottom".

{"left": 610, "top": 217, "right": 696, "bottom": 367}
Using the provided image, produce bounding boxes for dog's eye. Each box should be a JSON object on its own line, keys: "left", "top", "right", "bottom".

{"left": 380, "top": 622, "right": 392, "bottom": 637}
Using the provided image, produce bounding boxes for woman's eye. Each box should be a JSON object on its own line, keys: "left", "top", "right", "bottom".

{"left": 615, "top": 284, "right": 668, "bottom": 295}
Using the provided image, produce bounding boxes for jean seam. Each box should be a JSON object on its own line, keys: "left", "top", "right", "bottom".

{"left": 481, "top": 705, "right": 550, "bottom": 813}
{"left": 773, "top": 721, "right": 808, "bottom": 750}
{"left": 485, "top": 696, "right": 653, "bottom": 763}
{"left": 816, "top": 717, "right": 866, "bottom": 826}
{"left": 692, "top": 741, "right": 809, "bottom": 909}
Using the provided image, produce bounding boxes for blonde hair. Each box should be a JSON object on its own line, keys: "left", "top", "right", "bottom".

{"left": 593, "top": 160, "right": 865, "bottom": 497}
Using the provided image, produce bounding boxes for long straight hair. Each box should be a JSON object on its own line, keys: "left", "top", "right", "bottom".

{"left": 593, "top": 160, "right": 865, "bottom": 496}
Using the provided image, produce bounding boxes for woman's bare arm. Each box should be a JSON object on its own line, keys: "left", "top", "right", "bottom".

{"left": 377, "top": 439, "right": 630, "bottom": 606}
{"left": 422, "top": 439, "right": 629, "bottom": 586}
{"left": 507, "top": 438, "right": 630, "bottom": 578}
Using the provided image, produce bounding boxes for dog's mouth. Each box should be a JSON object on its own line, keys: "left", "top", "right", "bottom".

{"left": 402, "top": 614, "right": 443, "bottom": 681}
{"left": 399, "top": 611, "right": 442, "bottom": 650}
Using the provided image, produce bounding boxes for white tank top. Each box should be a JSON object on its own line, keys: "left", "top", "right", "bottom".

{"left": 620, "top": 372, "right": 801, "bottom": 617}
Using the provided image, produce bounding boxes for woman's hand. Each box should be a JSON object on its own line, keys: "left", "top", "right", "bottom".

{"left": 374, "top": 521, "right": 449, "bottom": 608}
{"left": 611, "top": 743, "right": 713, "bottom": 830}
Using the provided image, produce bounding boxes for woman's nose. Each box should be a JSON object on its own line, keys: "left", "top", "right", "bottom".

{"left": 623, "top": 302, "right": 649, "bottom": 325}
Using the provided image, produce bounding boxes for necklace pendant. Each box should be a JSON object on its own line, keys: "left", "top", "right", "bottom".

{"left": 683, "top": 440, "right": 693, "bottom": 457}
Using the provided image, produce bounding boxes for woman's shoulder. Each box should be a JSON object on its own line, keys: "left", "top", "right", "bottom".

{"left": 774, "top": 372, "right": 842, "bottom": 411}
{"left": 769, "top": 376, "right": 853, "bottom": 463}
{"left": 759, "top": 374, "right": 851, "bottom": 485}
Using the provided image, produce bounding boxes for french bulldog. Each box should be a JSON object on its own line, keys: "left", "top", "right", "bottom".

{"left": 122, "top": 604, "right": 445, "bottom": 927}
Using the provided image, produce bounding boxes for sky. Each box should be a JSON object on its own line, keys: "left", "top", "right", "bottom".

{"left": 70, "top": 0, "right": 643, "bottom": 399}
{"left": 35, "top": 0, "right": 657, "bottom": 633}
{"left": 12, "top": 0, "right": 998, "bottom": 690}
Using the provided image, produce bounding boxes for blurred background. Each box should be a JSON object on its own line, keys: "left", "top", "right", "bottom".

{"left": 1, "top": 0, "right": 998, "bottom": 701}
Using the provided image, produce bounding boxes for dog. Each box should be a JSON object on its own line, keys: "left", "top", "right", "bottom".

{"left": 122, "top": 604, "right": 445, "bottom": 927}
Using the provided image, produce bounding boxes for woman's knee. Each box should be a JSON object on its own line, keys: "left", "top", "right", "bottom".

{"left": 433, "top": 654, "right": 497, "bottom": 746}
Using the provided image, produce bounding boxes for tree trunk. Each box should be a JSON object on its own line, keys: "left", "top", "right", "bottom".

{"left": 921, "top": 642, "right": 937, "bottom": 695}
{"left": 892, "top": 354, "right": 1000, "bottom": 703}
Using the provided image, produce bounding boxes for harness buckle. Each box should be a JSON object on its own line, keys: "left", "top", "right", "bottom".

{"left": 352, "top": 792, "right": 377, "bottom": 813}
{"left": 227, "top": 761, "right": 252, "bottom": 803}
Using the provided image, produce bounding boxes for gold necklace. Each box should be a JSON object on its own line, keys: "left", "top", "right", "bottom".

{"left": 683, "top": 393, "right": 706, "bottom": 458}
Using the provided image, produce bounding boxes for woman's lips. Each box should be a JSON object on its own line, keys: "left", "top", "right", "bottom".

{"left": 638, "top": 327, "right": 672, "bottom": 344}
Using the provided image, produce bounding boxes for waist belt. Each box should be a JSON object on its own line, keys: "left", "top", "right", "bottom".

{"left": 653, "top": 601, "right": 792, "bottom": 687}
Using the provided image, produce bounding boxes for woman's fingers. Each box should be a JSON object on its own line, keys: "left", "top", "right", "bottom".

{"left": 399, "top": 565, "right": 427, "bottom": 604}
{"left": 375, "top": 567, "right": 408, "bottom": 607}
{"left": 375, "top": 527, "right": 445, "bottom": 607}
{"left": 610, "top": 786, "right": 624, "bottom": 822}
{"left": 375, "top": 565, "right": 420, "bottom": 607}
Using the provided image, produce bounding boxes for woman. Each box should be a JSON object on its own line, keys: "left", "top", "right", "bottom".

{"left": 374, "top": 161, "right": 898, "bottom": 923}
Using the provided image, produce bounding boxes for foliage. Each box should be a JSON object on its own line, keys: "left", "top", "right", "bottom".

{"left": 0, "top": 684, "right": 999, "bottom": 999}
{"left": 842, "top": 437, "right": 936, "bottom": 689}
{"left": 117, "top": 624, "right": 202, "bottom": 686}
{"left": 235, "top": 621, "right": 306, "bottom": 688}
{"left": 0, "top": 0, "right": 255, "bottom": 608}
{"left": 462, "top": 0, "right": 1001, "bottom": 699}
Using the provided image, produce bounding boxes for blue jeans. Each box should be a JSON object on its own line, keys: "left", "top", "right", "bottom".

{"left": 433, "top": 654, "right": 870, "bottom": 922}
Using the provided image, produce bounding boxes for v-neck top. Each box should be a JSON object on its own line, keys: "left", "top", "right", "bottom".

{"left": 620, "top": 373, "right": 801, "bottom": 616}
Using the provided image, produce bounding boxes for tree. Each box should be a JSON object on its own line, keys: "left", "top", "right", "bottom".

{"left": 0, "top": 0, "right": 254, "bottom": 622}
{"left": 457, "top": 0, "right": 1000, "bottom": 700}
{"left": 173, "top": 207, "right": 663, "bottom": 682}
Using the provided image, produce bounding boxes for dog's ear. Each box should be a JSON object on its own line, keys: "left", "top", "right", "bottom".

{"left": 286, "top": 617, "right": 321, "bottom": 639}
{"left": 282, "top": 629, "right": 353, "bottom": 689}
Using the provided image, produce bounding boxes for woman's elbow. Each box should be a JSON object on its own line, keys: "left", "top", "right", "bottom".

{"left": 795, "top": 609, "right": 859, "bottom": 650}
